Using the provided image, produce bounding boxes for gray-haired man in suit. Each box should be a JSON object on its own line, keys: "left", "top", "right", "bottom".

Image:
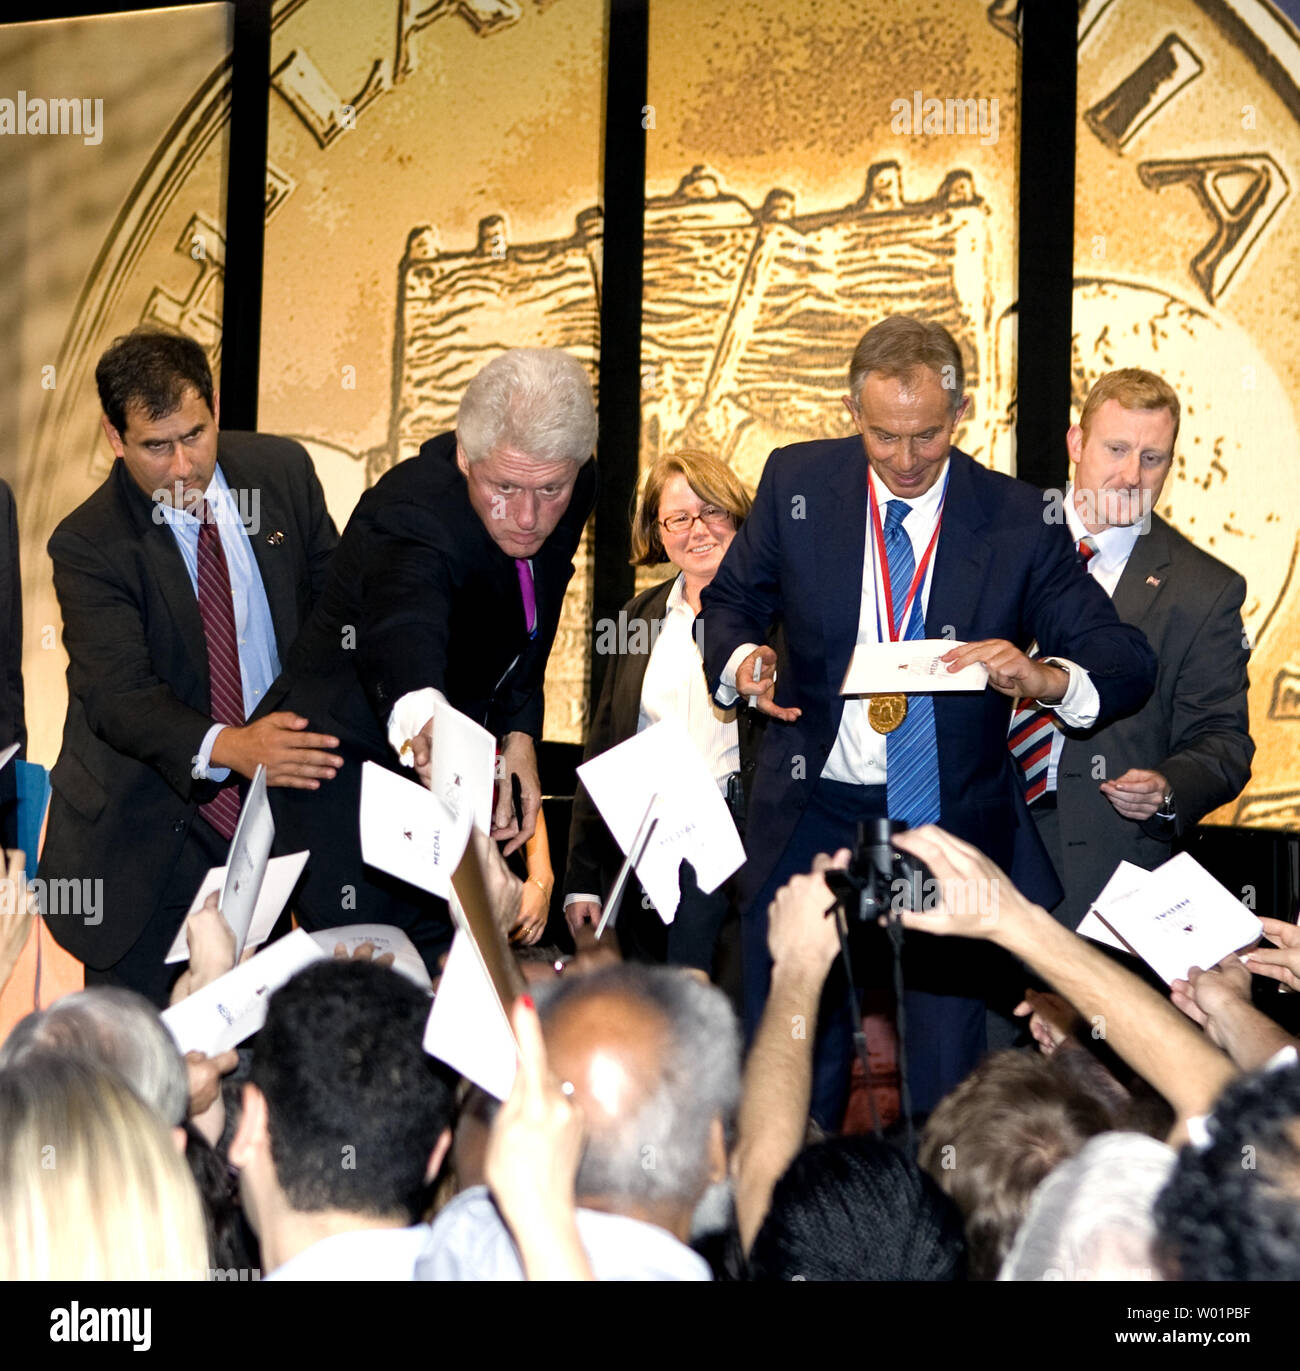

{"left": 1019, "top": 367, "right": 1254, "bottom": 930}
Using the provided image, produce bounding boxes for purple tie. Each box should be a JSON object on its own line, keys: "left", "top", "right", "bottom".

{"left": 197, "top": 501, "right": 245, "bottom": 839}
{"left": 516, "top": 559, "right": 537, "bottom": 639}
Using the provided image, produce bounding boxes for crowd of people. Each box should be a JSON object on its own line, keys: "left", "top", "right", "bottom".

{"left": 0, "top": 314, "right": 1289, "bottom": 1283}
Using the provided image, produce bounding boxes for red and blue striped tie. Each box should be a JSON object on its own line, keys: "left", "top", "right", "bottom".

{"left": 1008, "top": 537, "right": 1096, "bottom": 804}
{"left": 197, "top": 501, "right": 245, "bottom": 839}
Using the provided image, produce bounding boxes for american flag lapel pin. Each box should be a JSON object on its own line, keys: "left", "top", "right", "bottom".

{"left": 267, "top": 530, "right": 284, "bottom": 545}
{"left": 1146, "top": 574, "right": 1161, "bottom": 587}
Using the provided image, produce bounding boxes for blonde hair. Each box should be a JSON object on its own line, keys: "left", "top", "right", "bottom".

{"left": 1078, "top": 369, "right": 1180, "bottom": 446}
{"left": 0, "top": 1055, "right": 210, "bottom": 1280}
{"left": 630, "top": 450, "right": 752, "bottom": 566}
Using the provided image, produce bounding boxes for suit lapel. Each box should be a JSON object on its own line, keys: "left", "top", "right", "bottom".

{"left": 116, "top": 462, "right": 210, "bottom": 683}
{"left": 220, "top": 443, "right": 298, "bottom": 657}
{"left": 925, "top": 452, "right": 992, "bottom": 641}
{"left": 817, "top": 440, "right": 869, "bottom": 702}
{"left": 612, "top": 579, "right": 673, "bottom": 738}
{"left": 1110, "top": 515, "right": 1173, "bottom": 628}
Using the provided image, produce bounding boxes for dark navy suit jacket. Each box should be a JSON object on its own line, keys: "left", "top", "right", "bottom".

{"left": 700, "top": 439, "right": 1158, "bottom": 914}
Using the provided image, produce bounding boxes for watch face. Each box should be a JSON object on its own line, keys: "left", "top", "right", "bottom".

{"left": 1073, "top": 0, "right": 1300, "bottom": 829}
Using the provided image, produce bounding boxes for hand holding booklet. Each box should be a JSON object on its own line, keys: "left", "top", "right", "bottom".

{"left": 841, "top": 640, "right": 989, "bottom": 695}
{"left": 1078, "top": 851, "right": 1263, "bottom": 985}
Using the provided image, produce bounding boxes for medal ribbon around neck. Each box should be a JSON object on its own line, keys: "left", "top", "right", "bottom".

{"left": 869, "top": 465, "right": 949, "bottom": 644}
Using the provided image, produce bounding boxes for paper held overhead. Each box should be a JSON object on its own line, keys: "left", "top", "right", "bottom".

{"left": 841, "top": 640, "right": 989, "bottom": 695}
{"left": 161, "top": 928, "right": 325, "bottom": 1056}
{"left": 359, "top": 761, "right": 472, "bottom": 898}
{"left": 163, "top": 850, "right": 309, "bottom": 966}
{"left": 1079, "top": 851, "right": 1263, "bottom": 986}
{"left": 577, "top": 717, "right": 744, "bottom": 922}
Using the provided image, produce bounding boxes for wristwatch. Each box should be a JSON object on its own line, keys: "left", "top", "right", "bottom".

{"left": 1155, "top": 786, "right": 1177, "bottom": 821}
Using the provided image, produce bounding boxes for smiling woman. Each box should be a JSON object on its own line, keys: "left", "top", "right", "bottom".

{"left": 564, "top": 450, "right": 763, "bottom": 971}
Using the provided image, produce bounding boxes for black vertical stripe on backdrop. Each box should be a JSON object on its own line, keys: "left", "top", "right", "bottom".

{"left": 218, "top": 0, "right": 272, "bottom": 430}
{"left": 589, "top": 0, "right": 649, "bottom": 716}
{"left": 1014, "top": 0, "right": 1077, "bottom": 490}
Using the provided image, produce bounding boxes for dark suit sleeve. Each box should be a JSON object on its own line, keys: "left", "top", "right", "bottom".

{"left": 700, "top": 449, "right": 784, "bottom": 696}
{"left": 1022, "top": 517, "right": 1157, "bottom": 724}
{"left": 354, "top": 504, "right": 458, "bottom": 721}
{"left": 1152, "top": 571, "right": 1254, "bottom": 835}
{"left": 50, "top": 527, "right": 212, "bottom": 800}
{"left": 0, "top": 483, "right": 25, "bottom": 754}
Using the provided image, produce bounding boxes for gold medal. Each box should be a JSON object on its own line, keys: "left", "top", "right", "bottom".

{"left": 868, "top": 693, "right": 908, "bottom": 734}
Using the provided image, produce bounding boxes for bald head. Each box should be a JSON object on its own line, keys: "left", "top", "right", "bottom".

{"left": 536, "top": 965, "right": 740, "bottom": 1221}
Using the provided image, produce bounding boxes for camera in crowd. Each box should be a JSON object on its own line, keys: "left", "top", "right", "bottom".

{"left": 822, "top": 818, "right": 933, "bottom": 923}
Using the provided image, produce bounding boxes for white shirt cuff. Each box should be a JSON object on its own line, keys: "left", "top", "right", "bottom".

{"left": 387, "top": 687, "right": 447, "bottom": 767}
{"left": 563, "top": 893, "right": 601, "bottom": 910}
{"left": 192, "top": 723, "right": 231, "bottom": 782}
{"left": 717, "top": 642, "right": 762, "bottom": 707}
{"left": 1044, "top": 658, "right": 1099, "bottom": 728}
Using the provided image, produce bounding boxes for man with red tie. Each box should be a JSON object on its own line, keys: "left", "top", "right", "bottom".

{"left": 271, "top": 348, "right": 597, "bottom": 970}
{"left": 1019, "top": 368, "right": 1254, "bottom": 931}
{"left": 40, "top": 328, "right": 339, "bottom": 1003}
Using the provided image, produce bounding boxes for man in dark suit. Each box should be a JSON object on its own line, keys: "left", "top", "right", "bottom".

{"left": 40, "top": 329, "right": 340, "bottom": 1004}
{"left": 1024, "top": 368, "right": 1253, "bottom": 929}
{"left": 272, "top": 348, "right": 596, "bottom": 966}
{"left": 700, "top": 315, "right": 1157, "bottom": 1122}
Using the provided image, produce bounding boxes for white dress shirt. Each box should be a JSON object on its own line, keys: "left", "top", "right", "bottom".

{"left": 720, "top": 459, "right": 1099, "bottom": 786}
{"left": 415, "top": 1185, "right": 712, "bottom": 1281}
{"left": 265, "top": 1222, "right": 432, "bottom": 1281}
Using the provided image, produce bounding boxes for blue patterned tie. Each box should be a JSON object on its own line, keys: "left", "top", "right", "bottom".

{"left": 883, "top": 499, "right": 941, "bottom": 827}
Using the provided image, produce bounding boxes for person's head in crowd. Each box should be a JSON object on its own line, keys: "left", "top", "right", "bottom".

{"left": 455, "top": 347, "right": 597, "bottom": 559}
{"left": 747, "top": 1136, "right": 967, "bottom": 1281}
{"left": 630, "top": 449, "right": 752, "bottom": 591}
{"left": 843, "top": 314, "right": 970, "bottom": 499}
{"left": 537, "top": 963, "right": 741, "bottom": 1241}
{"left": 1068, "top": 367, "right": 1179, "bottom": 533}
{"left": 999, "top": 1131, "right": 1175, "bottom": 1281}
{"left": 919, "top": 1048, "right": 1111, "bottom": 1280}
{"left": 0, "top": 1054, "right": 208, "bottom": 1279}
{"left": 96, "top": 327, "right": 220, "bottom": 510}
{"left": 0, "top": 986, "right": 188, "bottom": 1132}
{"left": 1155, "top": 1063, "right": 1300, "bottom": 1280}
{"left": 229, "top": 959, "right": 455, "bottom": 1273}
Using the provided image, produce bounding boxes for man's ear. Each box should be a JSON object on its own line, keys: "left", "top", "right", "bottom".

{"left": 952, "top": 394, "right": 971, "bottom": 425}
{"left": 100, "top": 413, "right": 126, "bottom": 460}
{"left": 1065, "top": 422, "right": 1083, "bottom": 470}
{"left": 211, "top": 390, "right": 220, "bottom": 430}
{"left": 707, "top": 1116, "right": 728, "bottom": 1186}
{"left": 424, "top": 1126, "right": 453, "bottom": 1185}
{"left": 841, "top": 395, "right": 863, "bottom": 431}
{"left": 455, "top": 441, "right": 470, "bottom": 478}
{"left": 229, "top": 1081, "right": 268, "bottom": 1170}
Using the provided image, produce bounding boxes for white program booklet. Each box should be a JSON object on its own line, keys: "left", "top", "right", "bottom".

{"left": 164, "top": 850, "right": 310, "bottom": 965}
{"left": 308, "top": 923, "right": 432, "bottom": 991}
{"left": 576, "top": 717, "right": 744, "bottom": 921}
{"left": 428, "top": 695, "right": 497, "bottom": 837}
{"left": 841, "top": 640, "right": 990, "bottom": 695}
{"left": 1077, "top": 860, "right": 1152, "bottom": 953}
{"left": 422, "top": 927, "right": 517, "bottom": 1100}
{"left": 1083, "top": 852, "right": 1262, "bottom": 985}
{"left": 161, "top": 927, "right": 325, "bottom": 1056}
{"left": 359, "top": 761, "right": 472, "bottom": 898}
